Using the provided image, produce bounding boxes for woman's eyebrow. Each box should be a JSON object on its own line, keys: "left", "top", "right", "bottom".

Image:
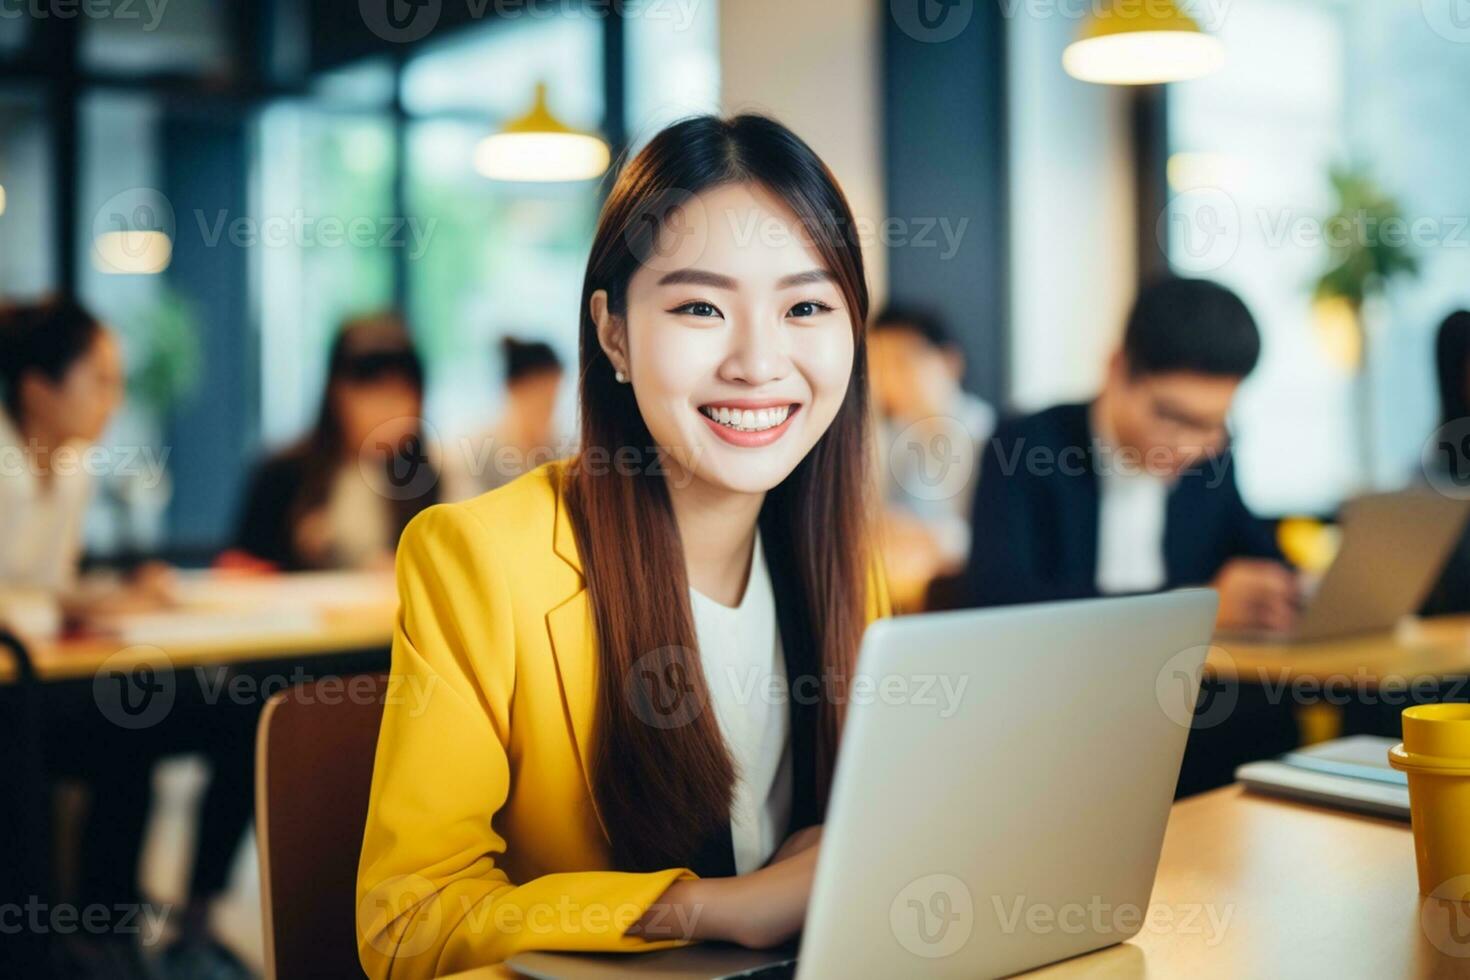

{"left": 776, "top": 269, "right": 834, "bottom": 288}
{"left": 656, "top": 268, "right": 738, "bottom": 289}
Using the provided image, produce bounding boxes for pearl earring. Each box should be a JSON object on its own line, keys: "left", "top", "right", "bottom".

{"left": 614, "top": 369, "right": 629, "bottom": 384}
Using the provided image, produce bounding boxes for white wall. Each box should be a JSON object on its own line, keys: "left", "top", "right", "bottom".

{"left": 1007, "top": 11, "right": 1137, "bottom": 411}
{"left": 718, "top": 0, "right": 888, "bottom": 305}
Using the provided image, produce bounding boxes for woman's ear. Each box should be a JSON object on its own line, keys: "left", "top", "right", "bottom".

{"left": 590, "top": 289, "right": 629, "bottom": 377}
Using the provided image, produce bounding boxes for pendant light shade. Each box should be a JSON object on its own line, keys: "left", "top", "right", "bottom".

{"left": 1062, "top": 0, "right": 1224, "bottom": 86}
{"left": 474, "top": 82, "right": 611, "bottom": 182}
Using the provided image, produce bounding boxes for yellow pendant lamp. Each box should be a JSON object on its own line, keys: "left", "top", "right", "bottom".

{"left": 1063, "top": 0, "right": 1224, "bottom": 86}
{"left": 474, "top": 82, "right": 611, "bottom": 182}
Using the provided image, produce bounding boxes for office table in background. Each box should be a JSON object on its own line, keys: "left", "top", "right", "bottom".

{"left": 0, "top": 570, "right": 397, "bottom": 684}
{"left": 1209, "top": 615, "right": 1470, "bottom": 688}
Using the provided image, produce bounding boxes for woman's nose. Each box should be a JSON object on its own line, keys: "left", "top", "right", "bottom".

{"left": 719, "top": 317, "right": 790, "bottom": 386}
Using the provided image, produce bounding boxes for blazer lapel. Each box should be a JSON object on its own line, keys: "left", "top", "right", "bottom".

{"left": 544, "top": 478, "right": 611, "bottom": 841}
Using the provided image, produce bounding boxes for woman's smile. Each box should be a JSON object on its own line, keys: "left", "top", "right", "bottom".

{"left": 696, "top": 399, "right": 802, "bottom": 447}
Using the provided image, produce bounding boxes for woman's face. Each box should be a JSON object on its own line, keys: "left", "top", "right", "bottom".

{"left": 595, "top": 181, "right": 856, "bottom": 496}
{"left": 334, "top": 375, "right": 423, "bottom": 458}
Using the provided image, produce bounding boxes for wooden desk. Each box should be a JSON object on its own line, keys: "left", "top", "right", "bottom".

{"left": 443, "top": 788, "right": 1466, "bottom": 980}
{"left": 0, "top": 571, "right": 396, "bottom": 684}
{"left": 1210, "top": 616, "right": 1470, "bottom": 688}
{"left": 1028, "top": 787, "right": 1466, "bottom": 978}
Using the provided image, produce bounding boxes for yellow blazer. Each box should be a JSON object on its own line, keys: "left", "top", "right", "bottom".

{"left": 357, "top": 461, "right": 889, "bottom": 978}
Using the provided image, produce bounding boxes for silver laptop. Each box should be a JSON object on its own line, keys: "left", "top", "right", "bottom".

{"left": 1225, "top": 489, "right": 1470, "bottom": 644}
{"left": 509, "top": 590, "right": 1218, "bottom": 980}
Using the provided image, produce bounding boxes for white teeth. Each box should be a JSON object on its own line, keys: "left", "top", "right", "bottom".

{"left": 701, "top": 405, "right": 795, "bottom": 432}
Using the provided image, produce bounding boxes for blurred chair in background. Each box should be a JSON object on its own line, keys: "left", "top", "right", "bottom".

{"left": 255, "top": 676, "right": 386, "bottom": 980}
{"left": 868, "top": 307, "right": 994, "bottom": 606}
{"left": 233, "top": 312, "right": 441, "bottom": 572}
{"left": 443, "top": 335, "right": 565, "bottom": 501}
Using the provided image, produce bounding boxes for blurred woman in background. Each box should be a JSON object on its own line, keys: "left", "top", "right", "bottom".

{"left": 444, "top": 335, "right": 565, "bottom": 500}
{"left": 1423, "top": 309, "right": 1470, "bottom": 615}
{"left": 0, "top": 296, "right": 171, "bottom": 620}
{"left": 235, "top": 312, "right": 440, "bottom": 570}
{"left": 0, "top": 297, "right": 249, "bottom": 980}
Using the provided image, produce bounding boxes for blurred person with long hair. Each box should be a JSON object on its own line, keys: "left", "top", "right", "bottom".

{"left": 357, "top": 114, "right": 889, "bottom": 976}
{"left": 235, "top": 312, "right": 441, "bottom": 570}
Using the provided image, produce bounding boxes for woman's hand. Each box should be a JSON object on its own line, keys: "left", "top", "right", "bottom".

{"left": 631, "top": 831, "right": 825, "bottom": 949}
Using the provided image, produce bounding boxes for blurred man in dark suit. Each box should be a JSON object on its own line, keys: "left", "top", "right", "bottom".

{"left": 958, "top": 277, "right": 1301, "bottom": 795}
{"left": 961, "top": 276, "right": 1298, "bottom": 634}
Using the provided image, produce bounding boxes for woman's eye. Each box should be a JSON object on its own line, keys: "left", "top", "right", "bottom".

{"left": 672, "top": 301, "right": 722, "bottom": 318}
{"left": 788, "top": 300, "right": 834, "bottom": 318}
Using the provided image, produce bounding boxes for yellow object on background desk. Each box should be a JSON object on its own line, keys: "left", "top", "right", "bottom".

{"left": 1276, "top": 516, "right": 1340, "bottom": 574}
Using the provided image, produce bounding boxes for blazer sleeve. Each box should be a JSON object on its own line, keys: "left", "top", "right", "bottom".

{"left": 357, "top": 505, "right": 695, "bottom": 978}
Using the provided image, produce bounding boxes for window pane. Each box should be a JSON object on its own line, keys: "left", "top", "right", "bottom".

{"left": 82, "top": 0, "right": 230, "bottom": 76}
{"left": 255, "top": 104, "right": 397, "bottom": 446}
{"left": 1170, "top": 0, "right": 1470, "bottom": 512}
{"left": 400, "top": 15, "right": 602, "bottom": 127}
{"left": 402, "top": 17, "right": 604, "bottom": 440}
{"left": 1167, "top": 0, "right": 1352, "bottom": 513}
{"left": 625, "top": 0, "right": 721, "bottom": 148}
{"left": 0, "top": 89, "right": 53, "bottom": 294}
{"left": 405, "top": 117, "right": 594, "bottom": 439}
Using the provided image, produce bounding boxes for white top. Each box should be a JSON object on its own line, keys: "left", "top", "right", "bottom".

{"left": 0, "top": 411, "right": 92, "bottom": 594}
{"left": 325, "top": 464, "right": 394, "bottom": 569}
{"left": 1092, "top": 403, "right": 1169, "bottom": 594}
{"left": 689, "top": 535, "right": 793, "bottom": 875}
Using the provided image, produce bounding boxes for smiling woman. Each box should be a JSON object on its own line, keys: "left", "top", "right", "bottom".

{"left": 356, "top": 115, "right": 889, "bottom": 978}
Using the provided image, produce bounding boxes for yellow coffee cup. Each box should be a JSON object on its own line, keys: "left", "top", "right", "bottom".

{"left": 1388, "top": 704, "right": 1470, "bottom": 900}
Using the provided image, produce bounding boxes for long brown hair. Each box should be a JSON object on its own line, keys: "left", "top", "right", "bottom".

{"left": 287, "top": 312, "right": 438, "bottom": 561}
{"left": 563, "top": 115, "right": 874, "bottom": 871}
